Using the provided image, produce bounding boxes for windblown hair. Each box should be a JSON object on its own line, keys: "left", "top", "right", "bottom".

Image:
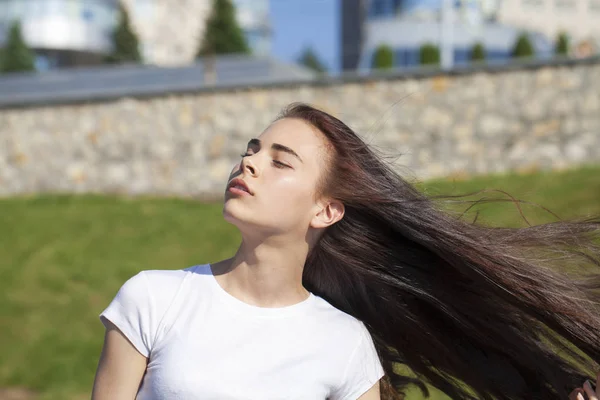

{"left": 279, "top": 103, "right": 600, "bottom": 399}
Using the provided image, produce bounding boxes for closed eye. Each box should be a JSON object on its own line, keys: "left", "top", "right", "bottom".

{"left": 272, "top": 160, "right": 291, "bottom": 169}
{"left": 241, "top": 152, "right": 290, "bottom": 169}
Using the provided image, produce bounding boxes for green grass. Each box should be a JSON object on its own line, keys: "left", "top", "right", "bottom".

{"left": 1, "top": 165, "right": 599, "bottom": 400}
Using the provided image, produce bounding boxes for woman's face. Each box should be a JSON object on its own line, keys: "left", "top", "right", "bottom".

{"left": 223, "top": 117, "right": 332, "bottom": 237}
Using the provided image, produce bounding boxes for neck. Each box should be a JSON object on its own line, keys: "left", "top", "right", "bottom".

{"left": 212, "top": 234, "right": 311, "bottom": 308}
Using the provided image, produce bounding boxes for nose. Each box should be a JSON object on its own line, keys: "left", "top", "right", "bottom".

{"left": 240, "top": 154, "right": 258, "bottom": 177}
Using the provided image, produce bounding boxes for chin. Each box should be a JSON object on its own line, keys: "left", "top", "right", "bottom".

{"left": 223, "top": 205, "right": 276, "bottom": 237}
{"left": 222, "top": 201, "right": 248, "bottom": 227}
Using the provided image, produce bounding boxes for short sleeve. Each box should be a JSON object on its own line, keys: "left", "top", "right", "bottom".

{"left": 331, "top": 324, "right": 385, "bottom": 400}
{"left": 100, "top": 271, "right": 155, "bottom": 357}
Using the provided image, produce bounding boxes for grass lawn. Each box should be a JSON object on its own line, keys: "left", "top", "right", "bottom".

{"left": 1, "top": 165, "right": 599, "bottom": 400}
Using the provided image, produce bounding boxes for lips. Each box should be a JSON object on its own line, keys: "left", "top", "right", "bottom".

{"left": 227, "top": 178, "right": 253, "bottom": 195}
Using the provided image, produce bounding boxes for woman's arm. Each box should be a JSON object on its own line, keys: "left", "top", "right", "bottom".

{"left": 92, "top": 320, "right": 148, "bottom": 400}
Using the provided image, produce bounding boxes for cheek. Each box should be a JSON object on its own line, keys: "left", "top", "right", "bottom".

{"left": 270, "top": 175, "right": 315, "bottom": 207}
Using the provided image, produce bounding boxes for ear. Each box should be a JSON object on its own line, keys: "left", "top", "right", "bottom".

{"left": 310, "top": 200, "right": 345, "bottom": 229}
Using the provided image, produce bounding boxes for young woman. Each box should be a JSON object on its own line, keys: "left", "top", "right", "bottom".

{"left": 92, "top": 103, "right": 600, "bottom": 400}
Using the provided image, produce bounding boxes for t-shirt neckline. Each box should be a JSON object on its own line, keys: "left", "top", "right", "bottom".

{"left": 203, "top": 264, "right": 316, "bottom": 318}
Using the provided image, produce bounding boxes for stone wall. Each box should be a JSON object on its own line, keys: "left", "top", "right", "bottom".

{"left": 1, "top": 60, "right": 599, "bottom": 198}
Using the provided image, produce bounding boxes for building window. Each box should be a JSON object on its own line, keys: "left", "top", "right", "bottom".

{"left": 487, "top": 50, "right": 510, "bottom": 62}
{"left": 395, "top": 49, "right": 405, "bottom": 66}
{"left": 369, "top": 0, "right": 394, "bottom": 17}
{"left": 394, "top": 48, "right": 419, "bottom": 67}
{"left": 454, "top": 48, "right": 470, "bottom": 64}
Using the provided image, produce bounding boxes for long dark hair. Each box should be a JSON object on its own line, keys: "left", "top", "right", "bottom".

{"left": 279, "top": 103, "right": 600, "bottom": 399}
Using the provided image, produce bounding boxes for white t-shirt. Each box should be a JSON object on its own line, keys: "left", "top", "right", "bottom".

{"left": 100, "top": 264, "right": 384, "bottom": 400}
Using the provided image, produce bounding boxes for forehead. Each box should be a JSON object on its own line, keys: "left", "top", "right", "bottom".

{"left": 258, "top": 118, "right": 329, "bottom": 160}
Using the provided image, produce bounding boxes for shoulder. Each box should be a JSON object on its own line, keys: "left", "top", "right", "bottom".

{"left": 113, "top": 266, "right": 198, "bottom": 304}
{"left": 99, "top": 265, "right": 209, "bottom": 356}
{"left": 139, "top": 266, "right": 200, "bottom": 290}
{"left": 122, "top": 264, "right": 207, "bottom": 293}
{"left": 308, "top": 296, "right": 375, "bottom": 355}
{"left": 311, "top": 295, "right": 368, "bottom": 336}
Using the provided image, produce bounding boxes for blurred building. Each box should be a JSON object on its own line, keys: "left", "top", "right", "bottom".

{"left": 0, "top": 0, "right": 118, "bottom": 70}
{"left": 341, "top": 0, "right": 553, "bottom": 71}
{"left": 0, "top": 0, "right": 272, "bottom": 71}
{"left": 121, "top": 0, "right": 272, "bottom": 66}
{"left": 359, "top": 19, "right": 552, "bottom": 70}
{"left": 341, "top": 0, "right": 369, "bottom": 71}
{"left": 494, "top": 0, "right": 600, "bottom": 51}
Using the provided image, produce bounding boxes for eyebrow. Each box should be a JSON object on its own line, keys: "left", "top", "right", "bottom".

{"left": 248, "top": 138, "right": 303, "bottom": 163}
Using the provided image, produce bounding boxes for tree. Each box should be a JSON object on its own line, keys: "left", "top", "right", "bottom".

{"left": 470, "top": 42, "right": 486, "bottom": 62}
{"left": 555, "top": 32, "right": 569, "bottom": 56}
{"left": 511, "top": 33, "right": 535, "bottom": 58}
{"left": 197, "top": 0, "right": 250, "bottom": 57}
{"left": 419, "top": 43, "right": 440, "bottom": 66}
{"left": 298, "top": 47, "right": 327, "bottom": 74}
{"left": 1, "top": 21, "right": 35, "bottom": 73}
{"left": 371, "top": 44, "right": 394, "bottom": 70}
{"left": 106, "top": 5, "right": 142, "bottom": 64}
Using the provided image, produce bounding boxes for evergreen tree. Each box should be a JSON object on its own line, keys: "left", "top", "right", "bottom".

{"left": 197, "top": 0, "right": 250, "bottom": 57}
{"left": 470, "top": 42, "right": 486, "bottom": 62}
{"left": 511, "top": 33, "right": 535, "bottom": 58}
{"left": 419, "top": 43, "right": 440, "bottom": 65}
{"left": 298, "top": 47, "right": 327, "bottom": 74}
{"left": 1, "top": 21, "right": 35, "bottom": 73}
{"left": 555, "top": 32, "right": 569, "bottom": 56}
{"left": 371, "top": 44, "right": 394, "bottom": 70}
{"left": 106, "top": 5, "right": 142, "bottom": 64}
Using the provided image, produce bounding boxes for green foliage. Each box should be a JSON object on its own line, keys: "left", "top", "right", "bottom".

{"left": 511, "top": 33, "right": 535, "bottom": 58}
{"left": 297, "top": 47, "right": 327, "bottom": 74}
{"left": 197, "top": 0, "right": 250, "bottom": 57}
{"left": 419, "top": 43, "right": 440, "bottom": 66}
{"left": 470, "top": 42, "right": 486, "bottom": 62}
{"left": 371, "top": 44, "right": 394, "bottom": 70}
{"left": 0, "top": 21, "right": 35, "bottom": 73}
{"left": 555, "top": 32, "right": 569, "bottom": 56}
{"left": 106, "top": 5, "right": 142, "bottom": 64}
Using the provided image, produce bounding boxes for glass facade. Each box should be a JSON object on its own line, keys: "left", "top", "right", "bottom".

{"left": 361, "top": 0, "right": 512, "bottom": 70}
{"left": 376, "top": 46, "right": 510, "bottom": 68}
{"left": 367, "top": 0, "right": 492, "bottom": 19}
{"left": 0, "top": 0, "right": 118, "bottom": 69}
{"left": 0, "top": 0, "right": 271, "bottom": 69}
{"left": 0, "top": 0, "right": 117, "bottom": 32}
{"left": 369, "top": 0, "right": 403, "bottom": 16}
{"left": 0, "top": 0, "right": 118, "bottom": 47}
{"left": 394, "top": 48, "right": 420, "bottom": 66}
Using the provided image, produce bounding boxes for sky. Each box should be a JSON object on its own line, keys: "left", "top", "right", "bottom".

{"left": 269, "top": 0, "right": 340, "bottom": 73}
